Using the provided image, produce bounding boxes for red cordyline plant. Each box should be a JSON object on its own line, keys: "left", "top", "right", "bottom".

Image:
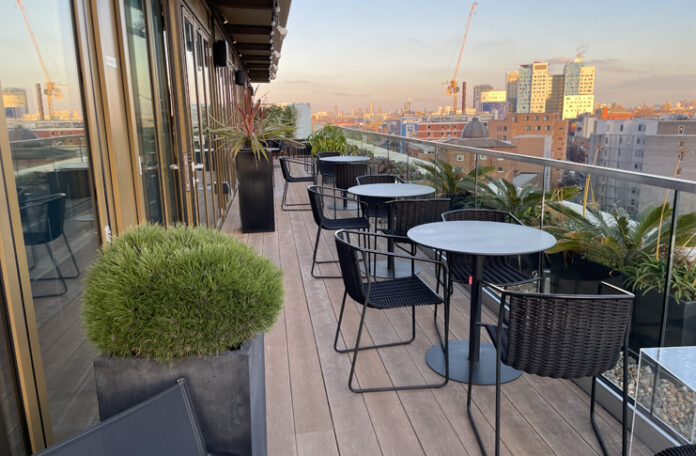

{"left": 208, "top": 92, "right": 294, "bottom": 161}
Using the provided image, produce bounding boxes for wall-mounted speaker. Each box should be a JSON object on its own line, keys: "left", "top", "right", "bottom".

{"left": 212, "top": 40, "right": 228, "bottom": 67}
{"left": 235, "top": 69, "right": 246, "bottom": 86}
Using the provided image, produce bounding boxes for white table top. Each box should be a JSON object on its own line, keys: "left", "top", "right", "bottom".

{"left": 407, "top": 220, "right": 556, "bottom": 256}
{"left": 319, "top": 155, "right": 370, "bottom": 163}
{"left": 641, "top": 347, "right": 696, "bottom": 389}
{"left": 347, "top": 183, "right": 435, "bottom": 198}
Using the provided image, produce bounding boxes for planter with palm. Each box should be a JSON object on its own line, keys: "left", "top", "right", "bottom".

{"left": 208, "top": 93, "right": 295, "bottom": 232}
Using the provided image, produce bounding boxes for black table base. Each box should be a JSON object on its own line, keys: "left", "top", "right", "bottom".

{"left": 425, "top": 340, "right": 522, "bottom": 385}
{"left": 361, "top": 260, "right": 420, "bottom": 279}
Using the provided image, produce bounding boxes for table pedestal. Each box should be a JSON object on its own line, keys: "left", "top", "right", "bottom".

{"left": 425, "top": 341, "right": 522, "bottom": 385}
{"left": 361, "top": 260, "right": 420, "bottom": 279}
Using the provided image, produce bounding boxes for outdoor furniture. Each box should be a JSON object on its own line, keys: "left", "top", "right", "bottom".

{"left": 441, "top": 209, "right": 535, "bottom": 288}
{"left": 332, "top": 162, "right": 370, "bottom": 211}
{"left": 475, "top": 281, "right": 633, "bottom": 456}
{"left": 384, "top": 198, "right": 451, "bottom": 275}
{"left": 356, "top": 174, "right": 404, "bottom": 224}
{"left": 279, "top": 157, "right": 313, "bottom": 211}
{"left": 316, "top": 152, "right": 340, "bottom": 185}
{"left": 19, "top": 193, "right": 80, "bottom": 299}
{"left": 407, "top": 220, "right": 556, "bottom": 385}
{"left": 656, "top": 446, "right": 696, "bottom": 456}
{"left": 36, "top": 378, "right": 236, "bottom": 456}
{"left": 308, "top": 185, "right": 370, "bottom": 279}
{"left": 333, "top": 229, "right": 449, "bottom": 392}
{"left": 348, "top": 183, "right": 436, "bottom": 278}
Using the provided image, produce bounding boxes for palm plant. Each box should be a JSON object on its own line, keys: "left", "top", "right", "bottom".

{"left": 307, "top": 124, "right": 348, "bottom": 155}
{"left": 545, "top": 203, "right": 696, "bottom": 270}
{"left": 457, "top": 175, "right": 580, "bottom": 226}
{"left": 621, "top": 251, "right": 696, "bottom": 303}
{"left": 208, "top": 93, "right": 295, "bottom": 161}
{"left": 418, "top": 159, "right": 472, "bottom": 195}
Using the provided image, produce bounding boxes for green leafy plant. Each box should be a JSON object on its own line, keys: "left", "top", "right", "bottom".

{"left": 621, "top": 251, "right": 696, "bottom": 303}
{"left": 308, "top": 124, "right": 348, "bottom": 155}
{"left": 545, "top": 203, "right": 696, "bottom": 270}
{"left": 457, "top": 176, "right": 580, "bottom": 226}
{"left": 417, "top": 159, "right": 468, "bottom": 195}
{"left": 208, "top": 93, "right": 295, "bottom": 161}
{"left": 264, "top": 104, "right": 298, "bottom": 137}
{"left": 82, "top": 224, "right": 284, "bottom": 362}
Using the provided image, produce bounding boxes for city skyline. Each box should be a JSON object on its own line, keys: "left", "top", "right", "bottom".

{"left": 260, "top": 0, "right": 696, "bottom": 112}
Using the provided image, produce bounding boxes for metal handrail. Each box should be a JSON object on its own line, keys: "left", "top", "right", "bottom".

{"left": 340, "top": 127, "right": 696, "bottom": 194}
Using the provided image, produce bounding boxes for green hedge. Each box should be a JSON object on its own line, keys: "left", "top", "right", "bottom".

{"left": 82, "top": 224, "right": 283, "bottom": 362}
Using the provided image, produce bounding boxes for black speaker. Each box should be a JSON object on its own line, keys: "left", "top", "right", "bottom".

{"left": 212, "top": 40, "right": 228, "bottom": 67}
{"left": 235, "top": 69, "right": 246, "bottom": 85}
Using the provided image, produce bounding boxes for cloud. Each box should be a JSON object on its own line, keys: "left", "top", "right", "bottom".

{"left": 284, "top": 79, "right": 313, "bottom": 84}
{"left": 605, "top": 73, "right": 696, "bottom": 91}
{"left": 331, "top": 91, "right": 369, "bottom": 97}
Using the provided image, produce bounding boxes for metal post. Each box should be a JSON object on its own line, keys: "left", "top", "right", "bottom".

{"left": 658, "top": 190, "right": 680, "bottom": 348}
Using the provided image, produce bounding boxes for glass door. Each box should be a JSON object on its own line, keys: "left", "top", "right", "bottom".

{"left": 124, "top": 0, "right": 181, "bottom": 224}
{"left": 0, "top": 0, "right": 101, "bottom": 443}
{"left": 182, "top": 10, "right": 217, "bottom": 227}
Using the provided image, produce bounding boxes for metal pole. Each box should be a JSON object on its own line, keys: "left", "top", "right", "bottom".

{"left": 658, "top": 190, "right": 680, "bottom": 348}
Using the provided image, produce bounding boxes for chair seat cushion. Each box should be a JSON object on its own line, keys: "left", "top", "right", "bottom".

{"left": 483, "top": 323, "right": 509, "bottom": 364}
{"left": 322, "top": 217, "right": 370, "bottom": 230}
{"left": 450, "top": 255, "right": 531, "bottom": 286}
{"left": 286, "top": 175, "right": 314, "bottom": 183}
{"left": 365, "top": 276, "right": 442, "bottom": 309}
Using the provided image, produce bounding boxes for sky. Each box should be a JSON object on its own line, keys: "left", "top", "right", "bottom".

{"left": 260, "top": 0, "right": 696, "bottom": 113}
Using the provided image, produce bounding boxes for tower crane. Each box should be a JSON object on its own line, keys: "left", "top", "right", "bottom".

{"left": 445, "top": 2, "right": 477, "bottom": 114}
{"left": 16, "top": 0, "right": 64, "bottom": 120}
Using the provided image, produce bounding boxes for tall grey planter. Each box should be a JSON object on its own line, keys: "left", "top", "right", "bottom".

{"left": 93, "top": 334, "right": 266, "bottom": 456}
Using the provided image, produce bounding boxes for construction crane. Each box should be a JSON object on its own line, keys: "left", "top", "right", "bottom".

{"left": 16, "top": 0, "right": 64, "bottom": 120}
{"left": 445, "top": 2, "right": 477, "bottom": 114}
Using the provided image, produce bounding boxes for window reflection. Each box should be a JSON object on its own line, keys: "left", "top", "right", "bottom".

{"left": 1, "top": 0, "right": 99, "bottom": 443}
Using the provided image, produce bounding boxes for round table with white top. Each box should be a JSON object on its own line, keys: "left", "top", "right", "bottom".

{"left": 348, "top": 183, "right": 436, "bottom": 278}
{"left": 318, "top": 155, "right": 371, "bottom": 163}
{"left": 407, "top": 220, "right": 556, "bottom": 385}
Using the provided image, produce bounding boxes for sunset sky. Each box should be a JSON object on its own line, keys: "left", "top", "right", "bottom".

{"left": 261, "top": 0, "right": 696, "bottom": 112}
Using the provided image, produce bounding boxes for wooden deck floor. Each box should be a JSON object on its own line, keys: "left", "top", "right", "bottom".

{"left": 221, "top": 160, "right": 652, "bottom": 456}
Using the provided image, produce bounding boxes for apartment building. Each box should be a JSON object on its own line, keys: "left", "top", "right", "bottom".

{"left": 488, "top": 112, "right": 569, "bottom": 160}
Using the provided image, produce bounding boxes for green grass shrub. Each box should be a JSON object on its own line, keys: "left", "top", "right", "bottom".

{"left": 82, "top": 224, "right": 283, "bottom": 362}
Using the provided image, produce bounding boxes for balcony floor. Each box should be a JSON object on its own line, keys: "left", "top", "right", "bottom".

{"left": 221, "top": 161, "right": 652, "bottom": 456}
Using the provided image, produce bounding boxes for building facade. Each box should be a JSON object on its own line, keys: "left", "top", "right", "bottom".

{"left": 473, "top": 84, "right": 493, "bottom": 111}
{"left": 506, "top": 71, "right": 519, "bottom": 112}
{"left": 588, "top": 119, "right": 696, "bottom": 214}
{"left": 0, "top": 0, "right": 290, "bottom": 453}
{"left": 488, "top": 112, "right": 569, "bottom": 160}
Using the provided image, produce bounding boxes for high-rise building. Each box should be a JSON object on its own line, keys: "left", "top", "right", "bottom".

{"left": 562, "top": 58, "right": 595, "bottom": 119}
{"left": 3, "top": 88, "right": 29, "bottom": 118}
{"left": 546, "top": 74, "right": 565, "bottom": 113}
{"left": 506, "top": 72, "right": 519, "bottom": 112}
{"left": 473, "top": 84, "right": 493, "bottom": 111}
{"left": 369, "top": 101, "right": 374, "bottom": 115}
{"left": 516, "top": 63, "right": 549, "bottom": 113}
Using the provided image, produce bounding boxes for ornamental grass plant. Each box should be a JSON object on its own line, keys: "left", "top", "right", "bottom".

{"left": 82, "top": 224, "right": 283, "bottom": 362}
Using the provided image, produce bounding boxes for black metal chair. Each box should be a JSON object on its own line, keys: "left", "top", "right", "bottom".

{"left": 333, "top": 229, "right": 449, "bottom": 392}
{"left": 334, "top": 162, "right": 370, "bottom": 193}
{"left": 36, "top": 378, "right": 237, "bottom": 456}
{"left": 316, "top": 152, "right": 340, "bottom": 185}
{"left": 355, "top": 174, "right": 404, "bottom": 226}
{"left": 308, "top": 185, "right": 370, "bottom": 279}
{"left": 656, "top": 446, "right": 696, "bottom": 456}
{"left": 20, "top": 193, "right": 80, "bottom": 298}
{"left": 279, "top": 157, "right": 313, "bottom": 211}
{"left": 469, "top": 280, "right": 634, "bottom": 456}
{"left": 384, "top": 198, "right": 451, "bottom": 272}
{"left": 440, "top": 209, "right": 535, "bottom": 291}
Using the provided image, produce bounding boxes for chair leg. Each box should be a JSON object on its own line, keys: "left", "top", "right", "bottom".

{"left": 62, "top": 233, "right": 80, "bottom": 278}
{"left": 31, "top": 243, "right": 69, "bottom": 299}
{"left": 311, "top": 226, "right": 341, "bottom": 279}
{"left": 281, "top": 180, "right": 310, "bottom": 211}
{"left": 590, "top": 376, "right": 611, "bottom": 456}
{"left": 347, "top": 301, "right": 447, "bottom": 393}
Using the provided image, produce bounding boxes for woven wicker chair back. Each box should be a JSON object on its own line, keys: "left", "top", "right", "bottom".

{"left": 655, "top": 445, "right": 696, "bottom": 456}
{"left": 316, "top": 152, "right": 340, "bottom": 176}
{"left": 387, "top": 199, "right": 451, "bottom": 237}
{"left": 442, "top": 208, "right": 519, "bottom": 224}
{"left": 334, "top": 163, "right": 370, "bottom": 191}
{"left": 307, "top": 185, "right": 325, "bottom": 226}
{"left": 504, "top": 292, "right": 633, "bottom": 379}
{"left": 356, "top": 174, "right": 403, "bottom": 185}
{"left": 279, "top": 157, "right": 292, "bottom": 181}
{"left": 335, "top": 231, "right": 367, "bottom": 304}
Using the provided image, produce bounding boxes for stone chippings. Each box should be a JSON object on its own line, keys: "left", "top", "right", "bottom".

{"left": 604, "top": 358, "right": 696, "bottom": 441}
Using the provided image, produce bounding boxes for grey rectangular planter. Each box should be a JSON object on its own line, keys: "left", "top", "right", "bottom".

{"left": 93, "top": 334, "right": 266, "bottom": 456}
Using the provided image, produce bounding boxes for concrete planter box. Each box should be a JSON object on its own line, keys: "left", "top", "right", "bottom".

{"left": 94, "top": 334, "right": 266, "bottom": 456}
